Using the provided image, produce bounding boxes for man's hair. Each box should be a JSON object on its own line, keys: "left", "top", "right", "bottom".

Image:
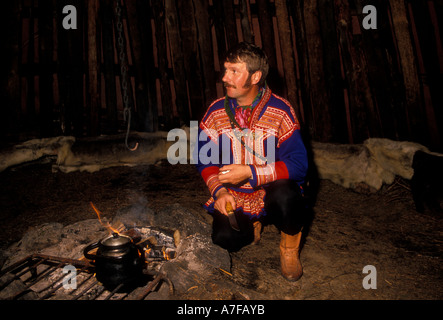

{"left": 225, "top": 42, "right": 269, "bottom": 87}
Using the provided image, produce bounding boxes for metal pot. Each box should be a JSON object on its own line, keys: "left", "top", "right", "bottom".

{"left": 83, "top": 233, "right": 145, "bottom": 290}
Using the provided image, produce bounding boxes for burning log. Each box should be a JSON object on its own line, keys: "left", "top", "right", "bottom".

{"left": 132, "top": 226, "right": 179, "bottom": 262}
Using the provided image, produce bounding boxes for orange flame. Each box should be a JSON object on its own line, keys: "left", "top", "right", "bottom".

{"left": 90, "top": 202, "right": 120, "bottom": 234}
{"left": 162, "top": 247, "right": 173, "bottom": 261}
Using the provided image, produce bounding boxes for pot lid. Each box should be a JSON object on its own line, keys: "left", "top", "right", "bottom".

{"left": 101, "top": 233, "right": 132, "bottom": 247}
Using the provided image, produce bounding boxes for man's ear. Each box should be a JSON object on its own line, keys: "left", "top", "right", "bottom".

{"left": 251, "top": 71, "right": 262, "bottom": 86}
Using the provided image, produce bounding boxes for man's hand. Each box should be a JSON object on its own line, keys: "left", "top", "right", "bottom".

{"left": 214, "top": 188, "right": 236, "bottom": 216}
{"left": 218, "top": 164, "right": 253, "bottom": 186}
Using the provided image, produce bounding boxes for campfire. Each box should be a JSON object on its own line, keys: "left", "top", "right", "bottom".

{"left": 0, "top": 201, "right": 231, "bottom": 300}
{"left": 89, "top": 202, "right": 179, "bottom": 264}
{"left": 0, "top": 203, "right": 179, "bottom": 300}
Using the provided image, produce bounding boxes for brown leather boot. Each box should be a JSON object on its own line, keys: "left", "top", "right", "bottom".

{"left": 280, "top": 231, "right": 303, "bottom": 281}
{"left": 252, "top": 221, "right": 262, "bottom": 245}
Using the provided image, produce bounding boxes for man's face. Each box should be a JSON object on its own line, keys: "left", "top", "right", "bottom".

{"left": 222, "top": 61, "right": 254, "bottom": 100}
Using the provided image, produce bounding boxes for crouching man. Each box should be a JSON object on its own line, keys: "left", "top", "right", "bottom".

{"left": 195, "top": 42, "right": 309, "bottom": 281}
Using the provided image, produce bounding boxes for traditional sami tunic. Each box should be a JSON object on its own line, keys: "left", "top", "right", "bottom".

{"left": 195, "top": 86, "right": 308, "bottom": 219}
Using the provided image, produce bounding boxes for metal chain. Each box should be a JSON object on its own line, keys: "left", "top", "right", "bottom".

{"left": 115, "top": 0, "right": 138, "bottom": 151}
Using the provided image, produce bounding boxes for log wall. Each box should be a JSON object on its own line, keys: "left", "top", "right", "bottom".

{"left": 1, "top": 0, "right": 442, "bottom": 152}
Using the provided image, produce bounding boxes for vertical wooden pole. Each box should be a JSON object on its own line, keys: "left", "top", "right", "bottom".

{"left": 239, "top": 0, "right": 254, "bottom": 43}
{"left": 336, "top": 0, "right": 383, "bottom": 143}
{"left": 256, "top": 0, "right": 279, "bottom": 91}
{"left": 274, "top": 0, "right": 300, "bottom": 120}
{"left": 38, "top": 0, "right": 55, "bottom": 137}
{"left": 316, "top": 0, "right": 347, "bottom": 143}
{"left": 177, "top": 0, "right": 206, "bottom": 121}
{"left": 222, "top": 0, "right": 238, "bottom": 49}
{"left": 389, "top": 0, "right": 425, "bottom": 143}
{"left": 114, "top": 0, "right": 136, "bottom": 131}
{"left": 1, "top": 1, "right": 21, "bottom": 139}
{"left": 100, "top": 0, "right": 118, "bottom": 134}
{"left": 27, "top": 0, "right": 36, "bottom": 129}
{"left": 87, "top": 0, "right": 100, "bottom": 136}
{"left": 126, "top": 0, "right": 155, "bottom": 131}
{"left": 291, "top": 1, "right": 313, "bottom": 134}
{"left": 135, "top": 0, "right": 158, "bottom": 132}
{"left": 304, "top": 0, "right": 332, "bottom": 142}
{"left": 426, "top": 0, "right": 443, "bottom": 151}
{"left": 408, "top": 0, "right": 441, "bottom": 149}
{"left": 335, "top": 0, "right": 367, "bottom": 143}
{"left": 165, "top": 0, "right": 190, "bottom": 124}
{"left": 353, "top": 0, "right": 408, "bottom": 142}
{"left": 212, "top": 0, "right": 228, "bottom": 71}
{"left": 152, "top": 0, "right": 174, "bottom": 130}
{"left": 193, "top": 0, "right": 217, "bottom": 106}
{"left": 56, "top": 0, "right": 84, "bottom": 136}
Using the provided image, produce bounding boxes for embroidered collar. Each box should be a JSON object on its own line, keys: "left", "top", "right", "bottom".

{"left": 223, "top": 85, "right": 268, "bottom": 162}
{"left": 235, "top": 86, "right": 264, "bottom": 110}
{"left": 224, "top": 85, "right": 266, "bottom": 129}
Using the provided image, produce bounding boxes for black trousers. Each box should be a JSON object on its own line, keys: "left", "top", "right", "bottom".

{"left": 211, "top": 179, "right": 310, "bottom": 252}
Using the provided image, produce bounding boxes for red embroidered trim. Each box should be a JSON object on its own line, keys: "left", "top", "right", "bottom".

{"left": 201, "top": 167, "right": 223, "bottom": 196}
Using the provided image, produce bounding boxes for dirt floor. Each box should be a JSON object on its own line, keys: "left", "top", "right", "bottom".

{"left": 0, "top": 158, "right": 441, "bottom": 300}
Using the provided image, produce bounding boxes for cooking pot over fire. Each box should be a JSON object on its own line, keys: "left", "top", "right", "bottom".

{"left": 83, "top": 233, "right": 145, "bottom": 290}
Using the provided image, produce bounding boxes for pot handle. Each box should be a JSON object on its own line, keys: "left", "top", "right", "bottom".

{"left": 83, "top": 241, "right": 100, "bottom": 261}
